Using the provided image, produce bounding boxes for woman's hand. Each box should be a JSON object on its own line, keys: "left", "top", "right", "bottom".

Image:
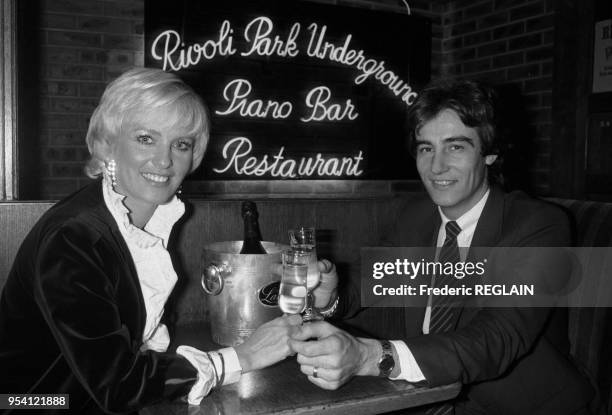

{"left": 234, "top": 314, "right": 303, "bottom": 373}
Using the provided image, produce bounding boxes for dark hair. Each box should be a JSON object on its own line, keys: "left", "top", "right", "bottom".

{"left": 407, "top": 79, "right": 503, "bottom": 182}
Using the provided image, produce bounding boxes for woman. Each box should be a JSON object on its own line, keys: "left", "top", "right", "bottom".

{"left": 0, "top": 68, "right": 302, "bottom": 414}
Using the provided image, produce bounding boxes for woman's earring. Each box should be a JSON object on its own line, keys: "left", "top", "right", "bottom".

{"left": 106, "top": 159, "right": 117, "bottom": 187}
{"left": 177, "top": 185, "right": 183, "bottom": 195}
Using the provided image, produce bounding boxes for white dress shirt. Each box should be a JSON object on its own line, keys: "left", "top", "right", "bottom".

{"left": 390, "top": 189, "right": 490, "bottom": 383}
{"left": 102, "top": 177, "right": 241, "bottom": 404}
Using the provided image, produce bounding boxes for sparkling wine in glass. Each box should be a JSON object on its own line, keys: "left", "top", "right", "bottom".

{"left": 279, "top": 249, "right": 309, "bottom": 314}
{"left": 289, "top": 227, "right": 322, "bottom": 321}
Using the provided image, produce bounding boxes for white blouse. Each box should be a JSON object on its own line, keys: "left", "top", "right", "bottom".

{"left": 102, "top": 175, "right": 183, "bottom": 350}
{"left": 101, "top": 177, "right": 241, "bottom": 404}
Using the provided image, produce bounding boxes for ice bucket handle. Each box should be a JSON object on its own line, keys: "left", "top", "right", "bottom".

{"left": 201, "top": 262, "right": 232, "bottom": 295}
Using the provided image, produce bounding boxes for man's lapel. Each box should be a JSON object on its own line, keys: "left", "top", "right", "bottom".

{"left": 394, "top": 198, "right": 440, "bottom": 337}
{"left": 441, "top": 185, "right": 506, "bottom": 328}
{"left": 459, "top": 185, "right": 506, "bottom": 325}
{"left": 414, "top": 201, "right": 441, "bottom": 247}
{"left": 405, "top": 203, "right": 440, "bottom": 335}
{"left": 470, "top": 185, "right": 505, "bottom": 249}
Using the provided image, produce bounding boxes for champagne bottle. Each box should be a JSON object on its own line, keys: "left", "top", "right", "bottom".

{"left": 240, "top": 201, "right": 267, "bottom": 254}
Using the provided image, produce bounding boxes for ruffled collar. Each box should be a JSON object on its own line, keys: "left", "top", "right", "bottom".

{"left": 102, "top": 176, "right": 185, "bottom": 249}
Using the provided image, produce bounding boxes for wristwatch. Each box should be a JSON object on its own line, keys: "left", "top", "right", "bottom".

{"left": 377, "top": 340, "right": 395, "bottom": 377}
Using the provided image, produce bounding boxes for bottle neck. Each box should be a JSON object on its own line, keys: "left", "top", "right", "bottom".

{"left": 243, "top": 212, "right": 262, "bottom": 240}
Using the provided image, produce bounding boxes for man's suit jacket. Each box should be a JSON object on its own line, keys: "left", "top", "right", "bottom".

{"left": 341, "top": 186, "right": 594, "bottom": 415}
{"left": 0, "top": 181, "right": 197, "bottom": 414}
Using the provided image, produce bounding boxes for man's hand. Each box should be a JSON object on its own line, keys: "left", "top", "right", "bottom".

{"left": 271, "top": 259, "right": 338, "bottom": 309}
{"left": 312, "top": 259, "right": 338, "bottom": 308}
{"left": 289, "top": 321, "right": 381, "bottom": 390}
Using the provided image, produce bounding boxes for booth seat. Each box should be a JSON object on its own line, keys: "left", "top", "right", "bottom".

{"left": 547, "top": 198, "right": 612, "bottom": 415}
{"left": 1, "top": 195, "right": 611, "bottom": 413}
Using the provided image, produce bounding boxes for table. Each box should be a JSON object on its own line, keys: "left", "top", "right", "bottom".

{"left": 142, "top": 323, "right": 460, "bottom": 415}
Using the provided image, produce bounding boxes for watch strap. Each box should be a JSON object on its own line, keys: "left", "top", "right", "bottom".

{"left": 378, "top": 339, "right": 394, "bottom": 377}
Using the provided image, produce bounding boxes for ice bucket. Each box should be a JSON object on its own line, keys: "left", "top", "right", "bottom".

{"left": 201, "top": 241, "right": 287, "bottom": 346}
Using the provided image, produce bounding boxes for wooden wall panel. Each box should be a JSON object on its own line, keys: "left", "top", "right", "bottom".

{"left": 0, "top": 202, "right": 53, "bottom": 286}
{"left": 0, "top": 197, "right": 420, "bottom": 334}
{"left": 166, "top": 198, "right": 413, "bottom": 324}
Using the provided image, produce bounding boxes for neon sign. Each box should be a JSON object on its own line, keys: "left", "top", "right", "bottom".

{"left": 241, "top": 17, "right": 300, "bottom": 58}
{"left": 150, "top": 16, "right": 416, "bottom": 105}
{"left": 305, "top": 23, "right": 417, "bottom": 105}
{"left": 150, "top": 23, "right": 236, "bottom": 71}
{"left": 215, "top": 79, "right": 293, "bottom": 119}
{"left": 148, "top": 13, "right": 421, "bottom": 179}
{"left": 301, "top": 86, "right": 359, "bottom": 122}
{"left": 213, "top": 137, "right": 364, "bottom": 178}
{"left": 215, "top": 79, "right": 358, "bottom": 122}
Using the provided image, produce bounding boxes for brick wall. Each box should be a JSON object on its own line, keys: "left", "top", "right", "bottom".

{"left": 36, "top": 0, "right": 144, "bottom": 199}
{"left": 439, "top": 0, "right": 555, "bottom": 194}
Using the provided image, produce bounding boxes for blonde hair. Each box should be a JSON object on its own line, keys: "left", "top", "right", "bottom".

{"left": 84, "top": 67, "right": 210, "bottom": 178}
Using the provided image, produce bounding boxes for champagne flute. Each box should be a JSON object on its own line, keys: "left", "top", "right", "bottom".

{"left": 288, "top": 227, "right": 322, "bottom": 321}
{"left": 279, "top": 249, "right": 309, "bottom": 314}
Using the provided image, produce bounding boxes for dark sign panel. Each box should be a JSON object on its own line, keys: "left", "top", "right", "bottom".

{"left": 145, "top": 0, "right": 431, "bottom": 180}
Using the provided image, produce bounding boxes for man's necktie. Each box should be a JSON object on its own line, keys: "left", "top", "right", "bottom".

{"left": 426, "top": 221, "right": 463, "bottom": 415}
{"left": 430, "top": 220, "right": 462, "bottom": 333}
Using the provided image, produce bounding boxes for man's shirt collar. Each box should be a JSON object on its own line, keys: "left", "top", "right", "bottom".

{"left": 437, "top": 188, "right": 490, "bottom": 248}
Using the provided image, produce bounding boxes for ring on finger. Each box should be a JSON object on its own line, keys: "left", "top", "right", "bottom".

{"left": 313, "top": 366, "right": 318, "bottom": 378}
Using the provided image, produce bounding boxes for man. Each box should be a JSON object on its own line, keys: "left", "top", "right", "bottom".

{"left": 290, "top": 79, "right": 594, "bottom": 414}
